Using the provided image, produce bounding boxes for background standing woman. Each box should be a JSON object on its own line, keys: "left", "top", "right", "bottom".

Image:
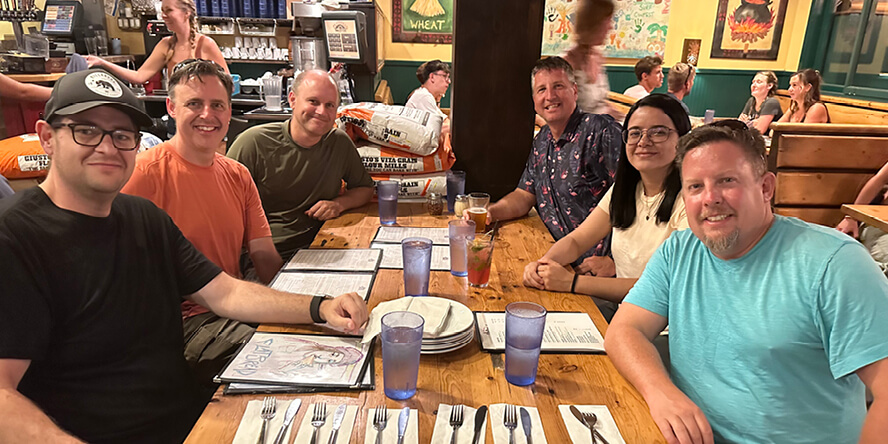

{"left": 87, "top": 0, "right": 229, "bottom": 84}
{"left": 523, "top": 94, "right": 691, "bottom": 320}
{"left": 562, "top": 0, "right": 620, "bottom": 118}
{"left": 778, "top": 69, "right": 829, "bottom": 124}
{"left": 739, "top": 71, "right": 782, "bottom": 134}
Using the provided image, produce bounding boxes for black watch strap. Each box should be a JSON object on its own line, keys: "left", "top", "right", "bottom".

{"left": 310, "top": 295, "right": 328, "bottom": 324}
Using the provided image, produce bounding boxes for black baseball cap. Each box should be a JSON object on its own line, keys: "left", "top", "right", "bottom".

{"left": 44, "top": 68, "right": 153, "bottom": 128}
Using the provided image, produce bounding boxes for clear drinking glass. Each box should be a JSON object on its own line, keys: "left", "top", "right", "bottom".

{"left": 466, "top": 234, "right": 494, "bottom": 287}
{"left": 505, "top": 302, "right": 547, "bottom": 386}
{"left": 448, "top": 219, "right": 475, "bottom": 277}
{"left": 402, "top": 237, "right": 432, "bottom": 296}
{"left": 381, "top": 311, "right": 424, "bottom": 400}
{"left": 468, "top": 192, "right": 490, "bottom": 233}
{"left": 445, "top": 170, "right": 466, "bottom": 213}
{"left": 377, "top": 180, "right": 399, "bottom": 226}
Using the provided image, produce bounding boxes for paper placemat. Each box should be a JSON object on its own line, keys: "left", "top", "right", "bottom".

{"left": 429, "top": 403, "right": 487, "bottom": 444}
{"left": 488, "top": 404, "right": 547, "bottom": 444}
{"left": 370, "top": 241, "right": 451, "bottom": 270}
{"left": 231, "top": 399, "right": 297, "bottom": 444}
{"left": 362, "top": 408, "right": 419, "bottom": 444}
{"left": 558, "top": 405, "right": 626, "bottom": 444}
{"left": 292, "top": 403, "right": 359, "bottom": 444}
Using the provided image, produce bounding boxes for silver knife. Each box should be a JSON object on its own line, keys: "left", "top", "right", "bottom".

{"left": 519, "top": 407, "right": 533, "bottom": 444}
{"left": 272, "top": 399, "right": 302, "bottom": 444}
{"left": 471, "top": 405, "right": 487, "bottom": 444}
{"left": 396, "top": 407, "right": 410, "bottom": 444}
{"left": 327, "top": 404, "right": 347, "bottom": 444}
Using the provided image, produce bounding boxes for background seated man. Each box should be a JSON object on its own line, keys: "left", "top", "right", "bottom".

{"left": 665, "top": 62, "right": 695, "bottom": 114}
{"left": 623, "top": 55, "right": 664, "bottom": 100}
{"left": 487, "top": 56, "right": 622, "bottom": 315}
{"left": 122, "top": 60, "right": 283, "bottom": 386}
{"left": 406, "top": 59, "right": 451, "bottom": 136}
{"left": 0, "top": 69, "right": 368, "bottom": 443}
{"left": 228, "top": 70, "right": 375, "bottom": 260}
{"left": 605, "top": 121, "right": 888, "bottom": 443}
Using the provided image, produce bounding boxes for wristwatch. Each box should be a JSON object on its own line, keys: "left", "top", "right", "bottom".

{"left": 310, "top": 295, "right": 331, "bottom": 324}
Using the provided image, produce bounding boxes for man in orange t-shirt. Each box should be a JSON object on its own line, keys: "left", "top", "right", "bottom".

{"left": 122, "top": 60, "right": 283, "bottom": 385}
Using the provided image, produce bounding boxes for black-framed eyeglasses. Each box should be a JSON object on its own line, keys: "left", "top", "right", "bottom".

{"left": 623, "top": 126, "right": 675, "bottom": 144}
{"left": 432, "top": 71, "right": 451, "bottom": 81}
{"left": 173, "top": 58, "right": 225, "bottom": 74}
{"left": 54, "top": 123, "right": 141, "bottom": 151}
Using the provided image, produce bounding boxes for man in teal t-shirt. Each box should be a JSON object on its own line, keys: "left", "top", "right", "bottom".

{"left": 605, "top": 121, "right": 888, "bottom": 444}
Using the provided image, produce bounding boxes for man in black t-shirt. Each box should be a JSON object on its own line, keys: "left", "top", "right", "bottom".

{"left": 0, "top": 69, "right": 369, "bottom": 443}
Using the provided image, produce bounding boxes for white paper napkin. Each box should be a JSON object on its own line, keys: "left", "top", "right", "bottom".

{"left": 362, "top": 297, "right": 453, "bottom": 343}
{"left": 558, "top": 405, "right": 626, "bottom": 444}
{"left": 362, "top": 408, "right": 419, "bottom": 444}
{"left": 231, "top": 399, "right": 297, "bottom": 444}
{"left": 292, "top": 403, "right": 359, "bottom": 444}
{"left": 488, "top": 404, "right": 547, "bottom": 444}
{"left": 429, "top": 403, "right": 487, "bottom": 444}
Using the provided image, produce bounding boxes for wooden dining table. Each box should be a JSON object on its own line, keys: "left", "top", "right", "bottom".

{"left": 184, "top": 203, "right": 665, "bottom": 443}
{"left": 842, "top": 204, "right": 888, "bottom": 232}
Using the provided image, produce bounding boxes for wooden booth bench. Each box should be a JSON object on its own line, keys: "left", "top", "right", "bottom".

{"left": 768, "top": 122, "right": 888, "bottom": 226}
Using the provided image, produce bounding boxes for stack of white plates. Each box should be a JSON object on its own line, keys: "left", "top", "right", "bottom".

{"left": 418, "top": 297, "right": 475, "bottom": 355}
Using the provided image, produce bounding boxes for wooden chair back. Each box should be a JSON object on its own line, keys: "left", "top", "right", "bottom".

{"left": 768, "top": 123, "right": 888, "bottom": 225}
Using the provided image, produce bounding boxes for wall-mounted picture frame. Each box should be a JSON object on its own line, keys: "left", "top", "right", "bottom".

{"left": 710, "top": 0, "right": 789, "bottom": 60}
{"left": 393, "top": 0, "right": 453, "bottom": 44}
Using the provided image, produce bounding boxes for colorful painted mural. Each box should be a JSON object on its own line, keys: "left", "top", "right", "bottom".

{"left": 542, "top": 0, "right": 670, "bottom": 59}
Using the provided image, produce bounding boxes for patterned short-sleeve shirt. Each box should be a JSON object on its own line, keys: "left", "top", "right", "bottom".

{"left": 519, "top": 108, "right": 622, "bottom": 260}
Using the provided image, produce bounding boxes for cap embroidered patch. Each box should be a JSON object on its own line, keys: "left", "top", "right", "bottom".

{"left": 84, "top": 71, "right": 123, "bottom": 98}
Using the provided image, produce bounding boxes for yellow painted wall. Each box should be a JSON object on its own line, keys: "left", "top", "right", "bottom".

{"left": 606, "top": 0, "right": 813, "bottom": 70}
{"left": 376, "top": 0, "right": 451, "bottom": 62}
{"left": 376, "top": 0, "right": 810, "bottom": 69}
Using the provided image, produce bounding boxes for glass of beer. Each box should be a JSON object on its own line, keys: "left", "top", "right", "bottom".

{"left": 467, "top": 192, "right": 490, "bottom": 233}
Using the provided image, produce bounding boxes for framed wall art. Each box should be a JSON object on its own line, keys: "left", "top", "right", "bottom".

{"left": 711, "top": 0, "right": 789, "bottom": 60}
{"left": 393, "top": 0, "right": 453, "bottom": 44}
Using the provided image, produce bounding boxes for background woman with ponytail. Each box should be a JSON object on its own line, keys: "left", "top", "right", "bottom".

{"left": 778, "top": 68, "right": 830, "bottom": 124}
{"left": 87, "top": 0, "right": 228, "bottom": 84}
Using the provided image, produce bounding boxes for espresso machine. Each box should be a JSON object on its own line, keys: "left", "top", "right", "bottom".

{"left": 290, "top": 2, "right": 328, "bottom": 71}
{"left": 290, "top": 1, "right": 379, "bottom": 102}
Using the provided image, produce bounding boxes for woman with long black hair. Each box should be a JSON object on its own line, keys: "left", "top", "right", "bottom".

{"left": 524, "top": 94, "right": 691, "bottom": 318}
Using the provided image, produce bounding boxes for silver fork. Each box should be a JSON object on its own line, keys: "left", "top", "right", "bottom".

{"left": 503, "top": 404, "right": 517, "bottom": 444}
{"left": 257, "top": 396, "right": 276, "bottom": 444}
{"left": 449, "top": 404, "right": 464, "bottom": 444}
{"left": 373, "top": 404, "right": 388, "bottom": 444}
{"left": 581, "top": 411, "right": 610, "bottom": 444}
{"left": 309, "top": 402, "right": 327, "bottom": 444}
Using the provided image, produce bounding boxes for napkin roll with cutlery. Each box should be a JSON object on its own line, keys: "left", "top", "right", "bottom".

{"left": 292, "top": 404, "right": 360, "bottom": 444}
{"left": 429, "top": 404, "right": 489, "bottom": 444}
{"left": 558, "top": 405, "right": 626, "bottom": 444}
{"left": 488, "top": 404, "right": 547, "bottom": 444}
{"left": 232, "top": 400, "right": 298, "bottom": 444}
{"left": 363, "top": 408, "right": 419, "bottom": 443}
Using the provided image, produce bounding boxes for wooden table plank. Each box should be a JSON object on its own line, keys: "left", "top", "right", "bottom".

{"left": 185, "top": 203, "right": 665, "bottom": 443}
{"left": 843, "top": 204, "right": 888, "bottom": 232}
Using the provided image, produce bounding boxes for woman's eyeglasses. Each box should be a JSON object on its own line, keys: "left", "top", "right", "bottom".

{"left": 623, "top": 126, "right": 675, "bottom": 144}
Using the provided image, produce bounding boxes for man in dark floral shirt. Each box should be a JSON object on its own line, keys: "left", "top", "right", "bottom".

{"left": 488, "top": 56, "right": 621, "bottom": 273}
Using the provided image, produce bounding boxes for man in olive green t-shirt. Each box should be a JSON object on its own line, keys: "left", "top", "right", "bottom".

{"left": 228, "top": 70, "right": 374, "bottom": 259}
